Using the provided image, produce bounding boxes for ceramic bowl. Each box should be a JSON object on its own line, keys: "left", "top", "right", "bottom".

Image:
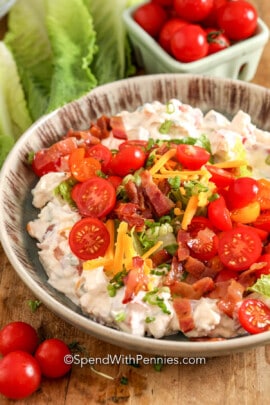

{"left": 123, "top": 4, "right": 269, "bottom": 81}
{"left": 1, "top": 73, "right": 270, "bottom": 357}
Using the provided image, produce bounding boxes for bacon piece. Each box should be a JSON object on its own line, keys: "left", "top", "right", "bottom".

{"left": 114, "top": 202, "right": 145, "bottom": 230}
{"left": 173, "top": 297, "right": 195, "bottom": 333}
{"left": 125, "top": 180, "right": 140, "bottom": 204}
{"left": 164, "top": 257, "right": 185, "bottom": 285}
{"left": 169, "top": 277, "right": 215, "bottom": 299}
{"left": 217, "top": 279, "right": 245, "bottom": 318}
{"left": 140, "top": 170, "right": 175, "bottom": 217}
{"left": 66, "top": 129, "right": 100, "bottom": 145}
{"left": 122, "top": 256, "right": 148, "bottom": 304}
{"left": 151, "top": 249, "right": 172, "bottom": 268}
{"left": 184, "top": 256, "right": 206, "bottom": 278}
{"left": 110, "top": 116, "right": 127, "bottom": 140}
{"left": 176, "top": 230, "right": 190, "bottom": 261}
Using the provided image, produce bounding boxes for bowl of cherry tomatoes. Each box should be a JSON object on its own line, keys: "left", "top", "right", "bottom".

{"left": 123, "top": 0, "right": 269, "bottom": 80}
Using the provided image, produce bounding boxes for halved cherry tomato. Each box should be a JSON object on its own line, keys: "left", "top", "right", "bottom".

{"left": 235, "top": 223, "right": 268, "bottom": 242}
{"left": 187, "top": 227, "right": 219, "bottom": 261}
{"left": 69, "top": 217, "right": 110, "bottom": 260}
{"left": 187, "top": 216, "right": 215, "bottom": 236}
{"left": 256, "top": 179, "right": 270, "bottom": 210}
{"left": 238, "top": 298, "right": 270, "bottom": 334}
{"left": 32, "top": 138, "right": 77, "bottom": 177}
{"left": 205, "top": 165, "right": 235, "bottom": 188}
{"left": 208, "top": 195, "right": 232, "bottom": 231}
{"left": 69, "top": 148, "right": 101, "bottom": 182}
{"left": 255, "top": 254, "right": 270, "bottom": 278}
{"left": 109, "top": 146, "right": 147, "bottom": 177}
{"left": 176, "top": 144, "right": 210, "bottom": 170}
{"left": 227, "top": 177, "right": 259, "bottom": 210}
{"left": 230, "top": 201, "right": 260, "bottom": 224}
{"left": 218, "top": 227, "right": 262, "bottom": 271}
{"left": 253, "top": 210, "right": 270, "bottom": 232}
{"left": 73, "top": 177, "right": 116, "bottom": 218}
{"left": 85, "top": 144, "right": 112, "bottom": 173}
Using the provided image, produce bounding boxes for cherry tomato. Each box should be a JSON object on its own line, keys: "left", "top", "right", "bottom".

{"left": 206, "top": 164, "right": 234, "bottom": 188}
{"left": 217, "top": 1, "right": 258, "bottom": 41}
{"left": 256, "top": 179, "right": 270, "bottom": 210}
{"left": 72, "top": 177, "right": 116, "bottom": 218}
{"left": 173, "top": 0, "right": 214, "bottom": 22}
{"left": 253, "top": 211, "right": 270, "bottom": 232}
{"left": 176, "top": 144, "right": 210, "bottom": 169}
{"left": 208, "top": 195, "right": 232, "bottom": 231}
{"left": 187, "top": 227, "right": 219, "bottom": 261}
{"left": 255, "top": 254, "right": 270, "bottom": 278}
{"left": 32, "top": 138, "right": 77, "bottom": 177}
{"left": 133, "top": 3, "right": 168, "bottom": 37}
{"left": 238, "top": 299, "right": 270, "bottom": 334}
{"left": 158, "top": 18, "right": 187, "bottom": 53}
{"left": 171, "top": 24, "right": 209, "bottom": 62}
{"left": 236, "top": 223, "right": 268, "bottom": 242}
{"left": 205, "top": 28, "right": 230, "bottom": 54}
{"left": 107, "top": 175, "right": 122, "bottom": 190}
{"left": 218, "top": 227, "right": 262, "bottom": 271}
{"left": 69, "top": 148, "right": 101, "bottom": 182}
{"left": 0, "top": 351, "right": 41, "bottom": 400}
{"left": 109, "top": 146, "right": 147, "bottom": 177}
{"left": 227, "top": 177, "right": 259, "bottom": 210}
{"left": 152, "top": 0, "right": 174, "bottom": 6}
{"left": 215, "top": 268, "right": 238, "bottom": 283}
{"left": 0, "top": 321, "right": 39, "bottom": 356}
{"left": 202, "top": 0, "right": 228, "bottom": 27}
{"left": 85, "top": 144, "right": 112, "bottom": 173}
{"left": 230, "top": 201, "right": 260, "bottom": 224}
{"left": 187, "top": 216, "right": 215, "bottom": 236}
{"left": 118, "top": 139, "right": 148, "bottom": 152}
{"left": 69, "top": 217, "right": 110, "bottom": 260}
{"left": 35, "top": 338, "right": 72, "bottom": 379}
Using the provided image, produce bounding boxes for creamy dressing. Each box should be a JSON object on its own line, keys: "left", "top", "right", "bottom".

{"left": 27, "top": 99, "right": 270, "bottom": 340}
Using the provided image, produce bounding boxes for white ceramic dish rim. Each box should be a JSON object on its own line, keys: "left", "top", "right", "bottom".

{"left": 1, "top": 73, "right": 270, "bottom": 357}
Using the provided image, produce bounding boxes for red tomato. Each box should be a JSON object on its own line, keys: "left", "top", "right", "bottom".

{"left": 118, "top": 139, "right": 148, "bottom": 151}
{"left": 187, "top": 227, "right": 219, "bottom": 261}
{"left": 235, "top": 223, "right": 268, "bottom": 242}
{"left": 208, "top": 196, "right": 232, "bottom": 231}
{"left": 171, "top": 24, "right": 209, "bottom": 62}
{"left": 206, "top": 164, "right": 234, "bottom": 188}
{"left": 69, "top": 217, "right": 110, "bottom": 260}
{"left": 35, "top": 338, "right": 72, "bottom": 379}
{"left": 202, "top": 0, "right": 228, "bottom": 27}
{"left": 32, "top": 138, "right": 77, "bottom": 177}
{"left": 72, "top": 177, "right": 116, "bottom": 218}
{"left": 0, "top": 351, "right": 41, "bottom": 400}
{"left": 152, "top": 0, "right": 174, "bottom": 6}
{"left": 217, "top": 1, "right": 258, "bottom": 41}
{"left": 109, "top": 146, "right": 147, "bottom": 177}
{"left": 85, "top": 144, "right": 112, "bottom": 173}
{"left": 238, "top": 299, "right": 270, "bottom": 334}
{"left": 107, "top": 175, "right": 122, "bottom": 190}
{"left": 176, "top": 144, "right": 210, "bottom": 169}
{"left": 227, "top": 177, "right": 259, "bottom": 210}
{"left": 69, "top": 148, "right": 101, "bottom": 182}
{"left": 218, "top": 227, "right": 262, "bottom": 271}
{"left": 0, "top": 322, "right": 39, "bottom": 356}
{"left": 158, "top": 18, "right": 187, "bottom": 53}
{"left": 255, "top": 254, "right": 270, "bottom": 278}
{"left": 173, "top": 0, "right": 214, "bottom": 22}
{"left": 256, "top": 179, "right": 270, "bottom": 210}
{"left": 187, "top": 216, "right": 215, "bottom": 236}
{"left": 215, "top": 268, "right": 238, "bottom": 282}
{"left": 205, "top": 28, "right": 230, "bottom": 54}
{"left": 133, "top": 3, "right": 168, "bottom": 37}
{"left": 253, "top": 211, "right": 270, "bottom": 232}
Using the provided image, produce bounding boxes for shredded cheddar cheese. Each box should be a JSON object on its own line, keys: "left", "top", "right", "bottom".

{"left": 149, "top": 148, "right": 176, "bottom": 175}
{"left": 212, "top": 160, "right": 248, "bottom": 169}
{"left": 181, "top": 194, "right": 199, "bottom": 230}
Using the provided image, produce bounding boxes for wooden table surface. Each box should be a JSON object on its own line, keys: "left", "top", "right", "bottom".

{"left": 1, "top": 1, "right": 270, "bottom": 404}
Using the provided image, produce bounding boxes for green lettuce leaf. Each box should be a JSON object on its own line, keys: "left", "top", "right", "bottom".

{"left": 248, "top": 275, "right": 270, "bottom": 298}
{"left": 0, "top": 42, "right": 32, "bottom": 167}
{"left": 45, "top": 0, "right": 98, "bottom": 112}
{"left": 4, "top": 0, "right": 53, "bottom": 121}
{"left": 84, "top": 0, "right": 141, "bottom": 84}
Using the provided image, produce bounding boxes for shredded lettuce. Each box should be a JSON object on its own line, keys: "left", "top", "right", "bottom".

{"left": 248, "top": 275, "right": 270, "bottom": 298}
